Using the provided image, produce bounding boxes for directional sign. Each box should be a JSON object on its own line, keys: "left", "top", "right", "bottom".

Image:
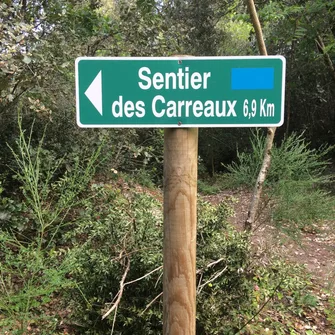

{"left": 75, "top": 56, "right": 286, "bottom": 128}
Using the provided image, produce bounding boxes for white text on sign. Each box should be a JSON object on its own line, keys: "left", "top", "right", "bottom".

{"left": 108, "top": 66, "right": 275, "bottom": 120}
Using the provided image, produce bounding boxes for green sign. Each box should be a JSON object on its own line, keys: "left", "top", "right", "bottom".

{"left": 75, "top": 56, "right": 285, "bottom": 128}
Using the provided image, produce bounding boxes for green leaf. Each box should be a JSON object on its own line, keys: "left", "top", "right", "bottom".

{"left": 22, "top": 55, "right": 31, "bottom": 64}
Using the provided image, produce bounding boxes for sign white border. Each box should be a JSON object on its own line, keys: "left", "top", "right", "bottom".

{"left": 75, "top": 56, "right": 286, "bottom": 128}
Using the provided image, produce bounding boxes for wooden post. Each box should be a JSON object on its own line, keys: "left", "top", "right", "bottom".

{"left": 163, "top": 128, "right": 198, "bottom": 335}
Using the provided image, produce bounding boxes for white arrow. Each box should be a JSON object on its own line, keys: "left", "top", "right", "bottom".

{"left": 84, "top": 71, "right": 102, "bottom": 115}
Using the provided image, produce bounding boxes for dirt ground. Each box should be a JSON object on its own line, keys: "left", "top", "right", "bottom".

{"left": 203, "top": 189, "right": 335, "bottom": 292}
{"left": 203, "top": 189, "right": 335, "bottom": 334}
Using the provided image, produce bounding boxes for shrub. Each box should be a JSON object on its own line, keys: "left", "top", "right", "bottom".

{"left": 241, "top": 259, "right": 316, "bottom": 335}
{"left": 225, "top": 131, "right": 333, "bottom": 188}
{"left": 65, "top": 191, "right": 252, "bottom": 334}
{"left": 224, "top": 131, "right": 335, "bottom": 231}
{"left": 273, "top": 180, "right": 335, "bottom": 233}
{"left": 0, "top": 118, "right": 103, "bottom": 334}
{"left": 197, "top": 178, "right": 223, "bottom": 195}
{"left": 64, "top": 185, "right": 164, "bottom": 334}
{"left": 0, "top": 232, "right": 73, "bottom": 334}
{"left": 196, "top": 201, "right": 252, "bottom": 334}
{"left": 223, "top": 129, "right": 265, "bottom": 188}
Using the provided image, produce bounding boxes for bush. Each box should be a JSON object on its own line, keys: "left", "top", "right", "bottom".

{"left": 225, "top": 131, "right": 335, "bottom": 231}
{"left": 196, "top": 201, "right": 252, "bottom": 334}
{"left": 64, "top": 190, "right": 252, "bottom": 334}
{"left": 273, "top": 180, "right": 335, "bottom": 233}
{"left": 225, "top": 131, "right": 333, "bottom": 188}
{"left": 223, "top": 129, "right": 265, "bottom": 188}
{"left": 0, "top": 118, "right": 103, "bottom": 334}
{"left": 242, "top": 259, "right": 317, "bottom": 335}
{"left": 197, "top": 177, "right": 223, "bottom": 195}
{"left": 1, "top": 115, "right": 253, "bottom": 335}
{"left": 0, "top": 232, "right": 73, "bottom": 334}
{"left": 64, "top": 186, "right": 164, "bottom": 334}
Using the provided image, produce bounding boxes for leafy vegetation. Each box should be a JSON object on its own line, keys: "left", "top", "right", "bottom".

{"left": 0, "top": 117, "right": 102, "bottom": 334}
{"left": 0, "top": 0, "right": 334, "bottom": 334}
{"left": 1, "top": 123, "right": 333, "bottom": 333}
{"left": 225, "top": 130, "right": 335, "bottom": 233}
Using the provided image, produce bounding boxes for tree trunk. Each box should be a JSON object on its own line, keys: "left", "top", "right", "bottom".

{"left": 244, "top": 0, "right": 277, "bottom": 231}
{"left": 244, "top": 128, "right": 276, "bottom": 231}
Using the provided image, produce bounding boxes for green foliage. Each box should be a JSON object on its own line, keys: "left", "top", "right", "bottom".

{"left": 242, "top": 260, "right": 318, "bottom": 335}
{"left": 0, "top": 233, "right": 73, "bottom": 334}
{"left": 257, "top": 0, "right": 335, "bottom": 146}
{"left": 225, "top": 131, "right": 334, "bottom": 232}
{"left": 325, "top": 294, "right": 335, "bottom": 327}
{"left": 253, "top": 260, "right": 313, "bottom": 313}
{"left": 0, "top": 117, "right": 103, "bottom": 333}
{"left": 269, "top": 133, "right": 333, "bottom": 185}
{"left": 65, "top": 185, "right": 163, "bottom": 334}
{"left": 116, "top": 0, "right": 183, "bottom": 57}
{"left": 273, "top": 181, "right": 335, "bottom": 233}
{"left": 199, "top": 128, "right": 251, "bottom": 175}
{"left": 217, "top": 17, "right": 253, "bottom": 56}
{"left": 63, "top": 190, "right": 252, "bottom": 334}
{"left": 197, "top": 178, "right": 222, "bottom": 195}
{"left": 6, "top": 117, "right": 102, "bottom": 237}
{"left": 226, "top": 130, "right": 333, "bottom": 187}
{"left": 224, "top": 130, "right": 266, "bottom": 188}
{"left": 1, "top": 117, "right": 332, "bottom": 334}
{"left": 196, "top": 200, "right": 251, "bottom": 334}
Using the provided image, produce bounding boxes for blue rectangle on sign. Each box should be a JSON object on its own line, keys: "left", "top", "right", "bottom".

{"left": 231, "top": 68, "right": 274, "bottom": 90}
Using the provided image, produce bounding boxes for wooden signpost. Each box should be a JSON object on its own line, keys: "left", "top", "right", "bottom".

{"left": 163, "top": 128, "right": 198, "bottom": 334}
{"left": 75, "top": 55, "right": 285, "bottom": 334}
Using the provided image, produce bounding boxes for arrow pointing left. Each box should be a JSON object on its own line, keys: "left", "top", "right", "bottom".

{"left": 84, "top": 71, "right": 102, "bottom": 115}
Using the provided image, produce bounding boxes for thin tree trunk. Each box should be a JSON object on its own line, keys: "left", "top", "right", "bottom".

{"left": 244, "top": 0, "right": 277, "bottom": 231}
{"left": 246, "top": 0, "right": 267, "bottom": 56}
{"left": 285, "top": 38, "right": 296, "bottom": 137}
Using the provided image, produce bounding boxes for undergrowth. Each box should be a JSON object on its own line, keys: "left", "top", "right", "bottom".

{"left": 1, "top": 120, "right": 333, "bottom": 334}
{"left": 0, "top": 117, "right": 103, "bottom": 334}
{"left": 224, "top": 130, "right": 335, "bottom": 232}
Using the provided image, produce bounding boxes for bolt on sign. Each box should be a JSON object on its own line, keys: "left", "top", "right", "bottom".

{"left": 75, "top": 56, "right": 286, "bottom": 128}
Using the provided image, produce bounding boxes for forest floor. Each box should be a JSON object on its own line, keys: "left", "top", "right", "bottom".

{"left": 203, "top": 189, "right": 335, "bottom": 334}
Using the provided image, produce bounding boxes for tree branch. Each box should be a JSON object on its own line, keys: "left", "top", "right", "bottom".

{"left": 315, "top": 34, "right": 335, "bottom": 86}
{"left": 124, "top": 265, "right": 162, "bottom": 286}
{"left": 141, "top": 292, "right": 163, "bottom": 315}
{"left": 197, "top": 266, "right": 228, "bottom": 294}
{"left": 102, "top": 257, "right": 130, "bottom": 320}
{"left": 102, "top": 264, "right": 162, "bottom": 321}
{"left": 246, "top": 0, "right": 267, "bottom": 56}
